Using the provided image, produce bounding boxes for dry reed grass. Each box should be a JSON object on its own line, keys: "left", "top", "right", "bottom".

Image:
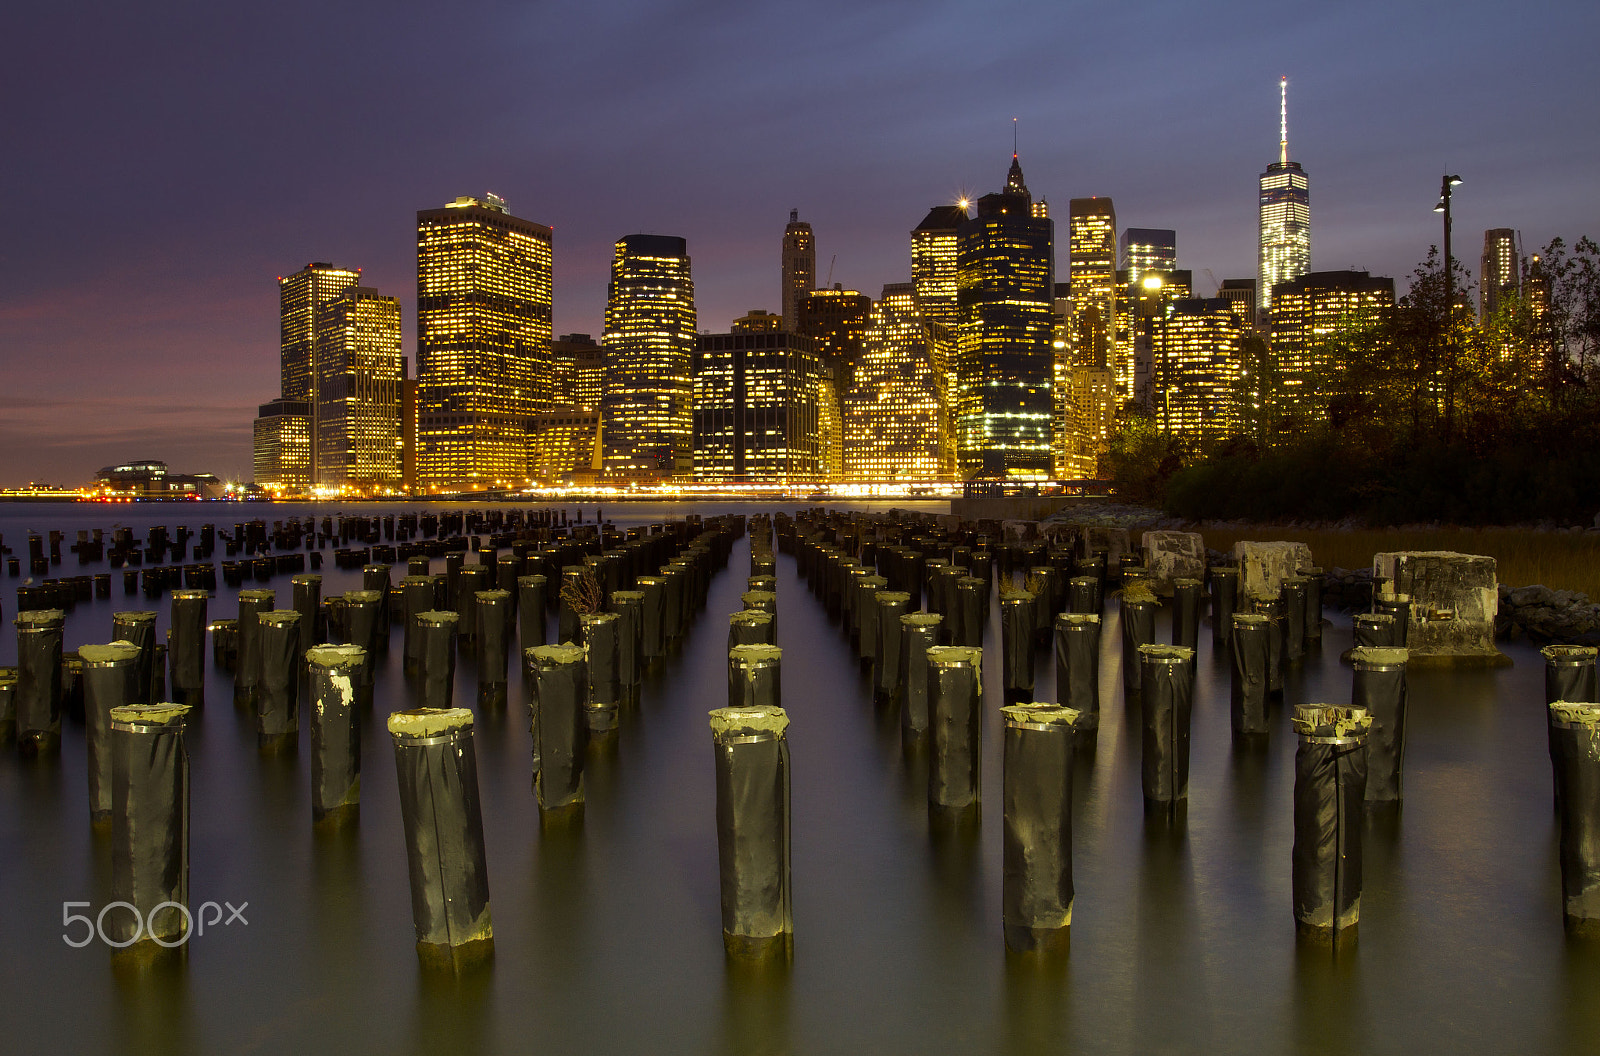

{"left": 1197, "top": 526, "right": 1600, "bottom": 598}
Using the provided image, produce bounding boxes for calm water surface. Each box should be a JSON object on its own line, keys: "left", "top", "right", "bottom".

{"left": 0, "top": 501, "right": 1595, "bottom": 1054}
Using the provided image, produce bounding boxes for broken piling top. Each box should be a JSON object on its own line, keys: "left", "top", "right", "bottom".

{"left": 611, "top": 589, "right": 644, "bottom": 604}
{"left": 708, "top": 704, "right": 790, "bottom": 740}
{"left": 1549, "top": 702, "right": 1600, "bottom": 727}
{"left": 1543, "top": 645, "right": 1599, "bottom": 665}
{"left": 114, "top": 609, "right": 159, "bottom": 625}
{"left": 237, "top": 589, "right": 276, "bottom": 605}
{"left": 1121, "top": 579, "right": 1157, "bottom": 604}
{"left": 999, "top": 588, "right": 1035, "bottom": 603}
{"left": 259, "top": 608, "right": 302, "bottom": 628}
{"left": 343, "top": 589, "right": 382, "bottom": 604}
{"left": 1001, "top": 703, "right": 1082, "bottom": 730}
{"left": 387, "top": 707, "right": 474, "bottom": 740}
{"left": 1233, "top": 540, "right": 1314, "bottom": 597}
{"left": 875, "top": 590, "right": 912, "bottom": 606}
{"left": 79, "top": 641, "right": 142, "bottom": 666}
{"left": 928, "top": 645, "right": 982, "bottom": 672}
{"left": 1350, "top": 647, "right": 1409, "bottom": 669}
{"left": 741, "top": 590, "right": 777, "bottom": 612}
{"left": 307, "top": 644, "right": 366, "bottom": 669}
{"left": 901, "top": 612, "right": 942, "bottom": 629}
{"left": 527, "top": 643, "right": 585, "bottom": 668}
{"left": 1059, "top": 612, "right": 1100, "bottom": 627}
{"left": 730, "top": 609, "right": 773, "bottom": 628}
{"left": 730, "top": 643, "right": 783, "bottom": 668}
{"left": 414, "top": 610, "right": 459, "bottom": 628}
{"left": 475, "top": 589, "right": 511, "bottom": 603}
{"left": 1138, "top": 644, "right": 1194, "bottom": 665}
{"left": 1292, "top": 704, "right": 1373, "bottom": 740}
{"left": 109, "top": 702, "right": 191, "bottom": 731}
{"left": 14, "top": 609, "right": 65, "bottom": 628}
{"left": 1233, "top": 612, "right": 1269, "bottom": 628}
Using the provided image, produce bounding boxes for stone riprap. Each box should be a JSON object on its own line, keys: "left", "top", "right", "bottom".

{"left": 1495, "top": 584, "right": 1600, "bottom": 645}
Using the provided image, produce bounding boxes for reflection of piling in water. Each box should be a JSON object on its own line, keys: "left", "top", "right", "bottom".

{"left": 1210, "top": 567, "right": 1239, "bottom": 650}
{"left": 82, "top": 641, "right": 142, "bottom": 825}
{"left": 15, "top": 609, "right": 65, "bottom": 754}
{"left": 1549, "top": 702, "right": 1600, "bottom": 937}
{"left": 168, "top": 590, "right": 208, "bottom": 704}
{"left": 1139, "top": 645, "right": 1195, "bottom": 815}
{"left": 109, "top": 702, "right": 192, "bottom": 966}
{"left": 387, "top": 708, "right": 493, "bottom": 971}
{"left": 1120, "top": 582, "right": 1157, "bottom": 699}
{"left": 527, "top": 644, "right": 588, "bottom": 816}
{"left": 929, "top": 646, "right": 983, "bottom": 813}
{"left": 1230, "top": 614, "right": 1271, "bottom": 737}
{"left": 874, "top": 591, "right": 912, "bottom": 703}
{"left": 1291, "top": 704, "right": 1371, "bottom": 946}
{"left": 1000, "top": 591, "right": 1035, "bottom": 701}
{"left": 309, "top": 645, "right": 365, "bottom": 826}
{"left": 1054, "top": 614, "right": 1100, "bottom": 730}
{"left": 0, "top": 668, "right": 15, "bottom": 743}
{"left": 899, "top": 614, "right": 942, "bottom": 740}
{"left": 1171, "top": 578, "right": 1201, "bottom": 650}
{"left": 415, "top": 611, "right": 458, "bottom": 711}
{"left": 1351, "top": 648, "right": 1408, "bottom": 804}
{"left": 257, "top": 610, "right": 301, "bottom": 753}
{"left": 113, "top": 610, "right": 159, "bottom": 706}
{"left": 710, "top": 704, "right": 792, "bottom": 962}
{"left": 1002, "top": 703, "right": 1081, "bottom": 953}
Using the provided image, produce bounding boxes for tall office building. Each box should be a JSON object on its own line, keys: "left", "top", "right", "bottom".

{"left": 1217, "top": 279, "right": 1258, "bottom": 331}
{"left": 797, "top": 286, "right": 871, "bottom": 479}
{"left": 1117, "top": 269, "right": 1193, "bottom": 407}
{"left": 912, "top": 205, "right": 966, "bottom": 333}
{"left": 551, "top": 333, "right": 604, "bottom": 410}
{"left": 1120, "top": 228, "right": 1177, "bottom": 284}
{"left": 602, "top": 234, "right": 697, "bottom": 480}
{"left": 692, "top": 328, "right": 821, "bottom": 483}
{"left": 1269, "top": 270, "right": 1394, "bottom": 413}
{"left": 314, "top": 286, "right": 405, "bottom": 491}
{"left": 252, "top": 398, "right": 312, "bottom": 491}
{"left": 1480, "top": 228, "right": 1521, "bottom": 323}
{"left": 278, "top": 262, "right": 360, "bottom": 482}
{"left": 1068, "top": 198, "right": 1120, "bottom": 405}
{"left": 415, "top": 194, "right": 553, "bottom": 491}
{"left": 1150, "top": 299, "right": 1246, "bottom": 442}
{"left": 782, "top": 211, "right": 815, "bottom": 332}
{"left": 842, "top": 283, "right": 953, "bottom": 481}
{"left": 1259, "top": 77, "right": 1310, "bottom": 312}
{"left": 955, "top": 153, "right": 1055, "bottom": 478}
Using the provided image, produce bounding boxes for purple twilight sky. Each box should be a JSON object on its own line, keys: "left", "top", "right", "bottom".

{"left": 3, "top": 0, "right": 1597, "bottom": 486}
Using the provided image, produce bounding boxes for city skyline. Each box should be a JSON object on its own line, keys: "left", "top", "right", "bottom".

{"left": 4, "top": 1, "right": 1598, "bottom": 485}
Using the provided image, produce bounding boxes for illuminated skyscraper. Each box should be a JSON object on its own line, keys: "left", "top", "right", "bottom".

{"left": 314, "top": 286, "right": 405, "bottom": 491}
{"left": 416, "top": 194, "right": 553, "bottom": 491}
{"left": 1217, "top": 279, "right": 1258, "bottom": 331}
{"left": 781, "top": 211, "right": 815, "bottom": 332}
{"left": 1117, "top": 269, "right": 1192, "bottom": 407}
{"left": 1269, "top": 270, "right": 1394, "bottom": 412}
{"left": 912, "top": 205, "right": 966, "bottom": 333}
{"left": 1150, "top": 299, "right": 1246, "bottom": 442}
{"left": 602, "top": 234, "right": 696, "bottom": 480}
{"left": 1480, "top": 228, "right": 1521, "bottom": 323}
{"left": 278, "top": 262, "right": 360, "bottom": 481}
{"left": 1120, "top": 228, "right": 1177, "bottom": 284}
{"left": 1259, "top": 77, "right": 1310, "bottom": 312}
{"left": 797, "top": 285, "right": 871, "bottom": 479}
{"left": 1068, "top": 198, "right": 1119, "bottom": 401}
{"left": 692, "top": 328, "right": 821, "bottom": 483}
{"left": 842, "top": 283, "right": 953, "bottom": 481}
{"left": 253, "top": 398, "right": 312, "bottom": 491}
{"left": 551, "top": 333, "right": 604, "bottom": 410}
{"left": 955, "top": 153, "right": 1055, "bottom": 478}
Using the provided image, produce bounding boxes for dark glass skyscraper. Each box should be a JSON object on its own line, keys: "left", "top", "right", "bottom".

{"left": 955, "top": 154, "right": 1054, "bottom": 478}
{"left": 781, "top": 211, "right": 815, "bottom": 332}
{"left": 601, "top": 234, "right": 696, "bottom": 481}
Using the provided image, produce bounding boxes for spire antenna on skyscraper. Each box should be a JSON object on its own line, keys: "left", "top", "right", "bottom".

{"left": 1280, "top": 76, "right": 1289, "bottom": 166}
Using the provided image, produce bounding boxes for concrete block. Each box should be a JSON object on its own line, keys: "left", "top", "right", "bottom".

{"left": 1371, "top": 551, "right": 1507, "bottom": 666}
{"left": 1142, "top": 531, "right": 1206, "bottom": 596}
{"left": 1233, "top": 541, "right": 1313, "bottom": 597}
